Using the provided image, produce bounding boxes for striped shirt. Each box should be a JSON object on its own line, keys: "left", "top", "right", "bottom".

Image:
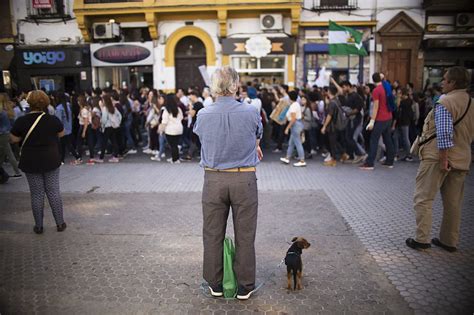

{"left": 434, "top": 103, "right": 454, "bottom": 150}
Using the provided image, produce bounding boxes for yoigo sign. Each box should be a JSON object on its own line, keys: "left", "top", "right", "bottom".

{"left": 23, "top": 51, "right": 66, "bottom": 65}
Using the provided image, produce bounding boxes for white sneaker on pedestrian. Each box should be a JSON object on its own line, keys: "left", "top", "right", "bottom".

{"left": 293, "top": 161, "right": 306, "bottom": 167}
{"left": 280, "top": 157, "right": 290, "bottom": 164}
{"left": 108, "top": 157, "right": 119, "bottom": 163}
{"left": 321, "top": 152, "right": 329, "bottom": 158}
{"left": 143, "top": 148, "right": 153, "bottom": 154}
{"left": 310, "top": 149, "right": 318, "bottom": 155}
{"left": 128, "top": 149, "right": 137, "bottom": 154}
{"left": 160, "top": 153, "right": 166, "bottom": 158}
{"left": 324, "top": 154, "right": 332, "bottom": 162}
{"left": 150, "top": 156, "right": 161, "bottom": 161}
{"left": 151, "top": 150, "right": 158, "bottom": 155}
{"left": 379, "top": 156, "right": 387, "bottom": 163}
{"left": 272, "top": 148, "right": 282, "bottom": 153}
{"left": 352, "top": 155, "right": 365, "bottom": 164}
{"left": 166, "top": 157, "right": 173, "bottom": 163}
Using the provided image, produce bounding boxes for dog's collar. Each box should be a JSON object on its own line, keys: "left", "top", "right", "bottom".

{"left": 287, "top": 251, "right": 300, "bottom": 256}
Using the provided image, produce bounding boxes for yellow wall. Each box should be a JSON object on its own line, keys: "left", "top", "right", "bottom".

{"left": 165, "top": 26, "right": 216, "bottom": 67}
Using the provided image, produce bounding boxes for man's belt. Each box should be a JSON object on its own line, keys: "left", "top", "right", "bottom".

{"left": 204, "top": 166, "right": 256, "bottom": 172}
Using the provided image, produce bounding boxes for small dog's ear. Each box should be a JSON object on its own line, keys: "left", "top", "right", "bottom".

{"left": 291, "top": 237, "right": 298, "bottom": 242}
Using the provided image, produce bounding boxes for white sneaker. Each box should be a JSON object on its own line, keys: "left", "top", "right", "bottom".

{"left": 128, "top": 149, "right": 137, "bottom": 154}
{"left": 321, "top": 152, "right": 329, "bottom": 158}
{"left": 324, "top": 154, "right": 332, "bottom": 162}
{"left": 310, "top": 149, "right": 318, "bottom": 155}
{"left": 108, "top": 157, "right": 119, "bottom": 163}
{"left": 272, "top": 148, "right": 282, "bottom": 153}
{"left": 280, "top": 157, "right": 290, "bottom": 164}
{"left": 166, "top": 157, "right": 173, "bottom": 163}
{"left": 160, "top": 153, "right": 166, "bottom": 158}
{"left": 152, "top": 150, "right": 158, "bottom": 155}
{"left": 379, "top": 156, "right": 387, "bottom": 163}
{"left": 143, "top": 148, "right": 153, "bottom": 154}
{"left": 352, "top": 155, "right": 365, "bottom": 164}
{"left": 150, "top": 156, "right": 161, "bottom": 161}
{"left": 293, "top": 161, "right": 307, "bottom": 167}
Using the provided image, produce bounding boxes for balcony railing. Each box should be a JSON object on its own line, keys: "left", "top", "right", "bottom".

{"left": 84, "top": 0, "right": 141, "bottom": 3}
{"left": 312, "top": 0, "right": 358, "bottom": 10}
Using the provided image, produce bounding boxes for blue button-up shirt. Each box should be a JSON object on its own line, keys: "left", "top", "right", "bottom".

{"left": 193, "top": 96, "right": 263, "bottom": 169}
{"left": 434, "top": 102, "right": 454, "bottom": 150}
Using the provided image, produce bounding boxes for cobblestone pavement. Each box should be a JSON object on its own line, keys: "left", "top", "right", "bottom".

{"left": 1, "top": 151, "right": 473, "bottom": 314}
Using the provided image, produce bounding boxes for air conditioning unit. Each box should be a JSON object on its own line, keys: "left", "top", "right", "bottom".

{"left": 93, "top": 22, "right": 120, "bottom": 39}
{"left": 260, "top": 14, "right": 283, "bottom": 31}
{"left": 456, "top": 13, "right": 474, "bottom": 27}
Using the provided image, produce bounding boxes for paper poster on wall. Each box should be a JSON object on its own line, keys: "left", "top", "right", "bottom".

{"left": 198, "top": 65, "right": 211, "bottom": 87}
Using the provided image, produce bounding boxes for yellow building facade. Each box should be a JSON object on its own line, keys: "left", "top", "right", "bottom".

{"left": 74, "top": 0, "right": 301, "bottom": 91}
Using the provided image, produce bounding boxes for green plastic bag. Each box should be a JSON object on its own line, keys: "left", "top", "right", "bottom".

{"left": 223, "top": 237, "right": 237, "bottom": 298}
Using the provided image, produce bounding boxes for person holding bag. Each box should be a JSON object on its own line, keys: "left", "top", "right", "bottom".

{"left": 10, "top": 90, "right": 67, "bottom": 234}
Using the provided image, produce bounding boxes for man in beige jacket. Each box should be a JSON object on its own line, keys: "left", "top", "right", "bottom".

{"left": 406, "top": 66, "right": 473, "bottom": 252}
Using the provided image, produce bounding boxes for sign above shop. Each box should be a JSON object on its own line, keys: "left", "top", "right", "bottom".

{"left": 91, "top": 42, "right": 154, "bottom": 67}
{"left": 222, "top": 37, "right": 295, "bottom": 55}
{"left": 33, "top": 0, "right": 52, "bottom": 9}
{"left": 16, "top": 46, "right": 91, "bottom": 69}
{"left": 245, "top": 35, "right": 272, "bottom": 58}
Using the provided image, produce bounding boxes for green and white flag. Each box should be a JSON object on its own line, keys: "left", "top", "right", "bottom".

{"left": 328, "top": 20, "right": 368, "bottom": 56}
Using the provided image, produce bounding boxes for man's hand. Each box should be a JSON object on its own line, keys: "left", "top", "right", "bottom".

{"left": 439, "top": 149, "right": 451, "bottom": 171}
{"left": 82, "top": 133, "right": 86, "bottom": 139}
{"left": 284, "top": 128, "right": 289, "bottom": 135}
{"left": 321, "top": 126, "right": 326, "bottom": 135}
{"left": 366, "top": 119, "right": 375, "bottom": 131}
{"left": 257, "top": 146, "right": 263, "bottom": 161}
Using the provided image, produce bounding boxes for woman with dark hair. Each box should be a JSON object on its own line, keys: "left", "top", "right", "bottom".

{"left": 10, "top": 90, "right": 67, "bottom": 234}
{"left": 161, "top": 93, "right": 183, "bottom": 163}
{"left": 301, "top": 94, "right": 314, "bottom": 158}
{"left": 76, "top": 94, "right": 96, "bottom": 165}
{"left": 145, "top": 91, "right": 160, "bottom": 155}
{"left": 96, "top": 94, "right": 122, "bottom": 163}
{"left": 55, "top": 92, "right": 81, "bottom": 164}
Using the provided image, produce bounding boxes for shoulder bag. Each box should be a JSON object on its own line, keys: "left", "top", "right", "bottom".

{"left": 20, "top": 112, "right": 45, "bottom": 157}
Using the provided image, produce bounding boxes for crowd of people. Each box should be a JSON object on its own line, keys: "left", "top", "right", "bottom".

{"left": 0, "top": 71, "right": 457, "bottom": 181}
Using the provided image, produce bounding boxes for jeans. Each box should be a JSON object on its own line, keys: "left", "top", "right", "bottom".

{"left": 366, "top": 120, "right": 395, "bottom": 167}
{"left": 166, "top": 134, "right": 181, "bottom": 162}
{"left": 393, "top": 125, "right": 411, "bottom": 158}
{"left": 286, "top": 120, "right": 305, "bottom": 160}
{"left": 158, "top": 133, "right": 167, "bottom": 157}
{"left": 100, "top": 127, "right": 119, "bottom": 159}
{"left": 346, "top": 118, "right": 366, "bottom": 157}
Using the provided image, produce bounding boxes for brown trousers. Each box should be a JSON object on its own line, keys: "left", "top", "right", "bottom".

{"left": 202, "top": 170, "right": 258, "bottom": 291}
{"left": 413, "top": 160, "right": 468, "bottom": 247}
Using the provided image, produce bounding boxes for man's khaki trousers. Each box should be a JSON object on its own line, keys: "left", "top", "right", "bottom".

{"left": 202, "top": 170, "right": 258, "bottom": 291}
{"left": 414, "top": 160, "right": 468, "bottom": 247}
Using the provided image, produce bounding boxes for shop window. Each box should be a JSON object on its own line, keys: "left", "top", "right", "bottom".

{"left": 233, "top": 57, "right": 258, "bottom": 70}
{"left": 305, "top": 53, "right": 365, "bottom": 85}
{"left": 122, "top": 28, "right": 151, "bottom": 42}
{"left": 260, "top": 57, "right": 285, "bottom": 69}
{"left": 28, "top": 0, "right": 69, "bottom": 18}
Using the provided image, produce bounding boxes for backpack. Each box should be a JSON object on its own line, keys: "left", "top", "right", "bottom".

{"left": 334, "top": 99, "right": 348, "bottom": 131}
{"left": 382, "top": 80, "right": 397, "bottom": 112}
{"left": 109, "top": 110, "right": 122, "bottom": 129}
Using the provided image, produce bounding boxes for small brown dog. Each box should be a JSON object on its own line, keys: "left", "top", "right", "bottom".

{"left": 285, "top": 237, "right": 311, "bottom": 290}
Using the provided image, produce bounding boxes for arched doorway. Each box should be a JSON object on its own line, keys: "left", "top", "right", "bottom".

{"left": 175, "top": 36, "right": 206, "bottom": 91}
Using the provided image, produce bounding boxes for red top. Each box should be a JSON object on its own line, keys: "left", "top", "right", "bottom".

{"left": 372, "top": 84, "right": 392, "bottom": 122}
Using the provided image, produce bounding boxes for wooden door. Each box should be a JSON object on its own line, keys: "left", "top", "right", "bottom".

{"left": 386, "top": 49, "right": 411, "bottom": 86}
{"left": 175, "top": 36, "right": 206, "bottom": 91}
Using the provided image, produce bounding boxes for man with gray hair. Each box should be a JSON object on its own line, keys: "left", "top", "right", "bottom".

{"left": 193, "top": 66, "right": 263, "bottom": 300}
{"left": 406, "top": 66, "right": 473, "bottom": 252}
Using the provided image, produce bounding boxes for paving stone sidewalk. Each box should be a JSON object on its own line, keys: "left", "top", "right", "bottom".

{"left": 1, "top": 154, "right": 473, "bottom": 314}
{"left": 0, "top": 191, "right": 411, "bottom": 314}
